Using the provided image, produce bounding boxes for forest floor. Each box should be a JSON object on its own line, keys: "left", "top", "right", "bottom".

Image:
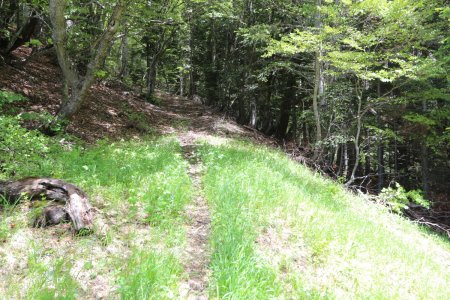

{"left": 1, "top": 49, "right": 450, "bottom": 299}
{"left": 0, "top": 47, "right": 276, "bottom": 146}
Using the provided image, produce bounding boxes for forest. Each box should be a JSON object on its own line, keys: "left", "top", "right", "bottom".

{"left": 0, "top": 0, "right": 449, "bottom": 299}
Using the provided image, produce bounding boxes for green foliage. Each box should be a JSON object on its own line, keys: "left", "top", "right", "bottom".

{"left": 265, "top": 30, "right": 321, "bottom": 57}
{"left": 0, "top": 91, "right": 63, "bottom": 177}
{"left": 94, "top": 70, "right": 108, "bottom": 79}
{"left": 403, "top": 113, "right": 437, "bottom": 128}
{"left": 0, "top": 116, "right": 53, "bottom": 177}
{"left": 19, "top": 111, "right": 68, "bottom": 133}
{"left": 25, "top": 39, "right": 43, "bottom": 47}
{"left": 379, "top": 183, "right": 430, "bottom": 213}
{"left": 0, "top": 90, "right": 27, "bottom": 109}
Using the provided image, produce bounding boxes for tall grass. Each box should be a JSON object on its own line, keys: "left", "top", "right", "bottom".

{"left": 119, "top": 251, "right": 183, "bottom": 299}
{"left": 199, "top": 141, "right": 450, "bottom": 299}
{"left": 1, "top": 137, "right": 192, "bottom": 298}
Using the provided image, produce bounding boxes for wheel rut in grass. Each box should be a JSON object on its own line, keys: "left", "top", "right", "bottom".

{"left": 179, "top": 136, "right": 211, "bottom": 300}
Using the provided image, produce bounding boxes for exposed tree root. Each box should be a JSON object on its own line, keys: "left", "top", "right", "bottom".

{"left": 0, "top": 178, "right": 94, "bottom": 232}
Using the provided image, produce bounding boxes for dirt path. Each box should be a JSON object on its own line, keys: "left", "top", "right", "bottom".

{"left": 149, "top": 93, "right": 277, "bottom": 298}
{"left": 154, "top": 93, "right": 276, "bottom": 299}
{"left": 178, "top": 136, "right": 211, "bottom": 300}
{"left": 155, "top": 92, "right": 276, "bottom": 147}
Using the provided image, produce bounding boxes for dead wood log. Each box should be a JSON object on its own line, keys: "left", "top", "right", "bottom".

{"left": 0, "top": 178, "right": 94, "bottom": 232}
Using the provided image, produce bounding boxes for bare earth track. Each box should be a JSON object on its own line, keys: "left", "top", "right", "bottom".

{"left": 179, "top": 141, "right": 210, "bottom": 300}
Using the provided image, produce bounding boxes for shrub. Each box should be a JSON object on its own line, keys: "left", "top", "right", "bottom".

{"left": 379, "top": 182, "right": 430, "bottom": 213}
{"left": 0, "top": 115, "right": 53, "bottom": 177}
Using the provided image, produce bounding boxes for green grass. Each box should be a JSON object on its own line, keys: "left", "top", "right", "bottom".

{"left": 119, "top": 251, "right": 183, "bottom": 299}
{"left": 0, "top": 137, "right": 192, "bottom": 298}
{"left": 34, "top": 137, "right": 192, "bottom": 226}
{"left": 198, "top": 140, "right": 450, "bottom": 299}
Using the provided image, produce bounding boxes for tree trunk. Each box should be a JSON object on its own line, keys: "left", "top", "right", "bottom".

{"left": 119, "top": 26, "right": 129, "bottom": 79}
{"left": 377, "top": 143, "right": 385, "bottom": 193}
{"left": 343, "top": 143, "right": 349, "bottom": 179}
{"left": 337, "top": 143, "right": 344, "bottom": 177}
{"left": 312, "top": 51, "right": 322, "bottom": 153}
{"left": 250, "top": 96, "right": 257, "bottom": 127}
{"left": 146, "top": 59, "right": 158, "bottom": 100}
{"left": 49, "top": 0, "right": 126, "bottom": 120}
{"left": 346, "top": 80, "right": 363, "bottom": 186}
{"left": 365, "top": 130, "right": 371, "bottom": 175}
{"left": 276, "top": 73, "right": 296, "bottom": 139}
{"left": 312, "top": 0, "right": 323, "bottom": 159}
{"left": 420, "top": 100, "right": 430, "bottom": 197}
{"left": 0, "top": 178, "right": 94, "bottom": 232}
{"left": 421, "top": 144, "right": 430, "bottom": 198}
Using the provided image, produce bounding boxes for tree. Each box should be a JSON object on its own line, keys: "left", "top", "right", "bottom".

{"left": 49, "top": 0, "right": 127, "bottom": 119}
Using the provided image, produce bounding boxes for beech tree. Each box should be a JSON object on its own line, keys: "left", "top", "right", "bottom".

{"left": 48, "top": 0, "right": 127, "bottom": 119}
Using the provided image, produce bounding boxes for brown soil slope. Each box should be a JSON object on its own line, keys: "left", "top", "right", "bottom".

{"left": 0, "top": 47, "right": 275, "bottom": 145}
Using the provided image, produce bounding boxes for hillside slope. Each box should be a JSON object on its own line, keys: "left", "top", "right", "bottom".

{"left": 0, "top": 48, "right": 274, "bottom": 145}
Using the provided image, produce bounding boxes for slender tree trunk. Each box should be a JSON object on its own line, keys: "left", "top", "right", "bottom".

{"left": 365, "top": 132, "right": 371, "bottom": 175}
{"left": 146, "top": 57, "right": 158, "bottom": 100}
{"left": 119, "top": 26, "right": 129, "bottom": 79}
{"left": 205, "top": 23, "right": 218, "bottom": 105}
{"left": 312, "top": 51, "right": 322, "bottom": 158}
{"left": 276, "top": 73, "right": 296, "bottom": 139}
{"left": 187, "top": 4, "right": 196, "bottom": 99}
{"left": 250, "top": 96, "right": 257, "bottom": 127}
{"left": 343, "top": 143, "right": 349, "bottom": 179}
{"left": 421, "top": 144, "right": 430, "bottom": 197}
{"left": 421, "top": 100, "right": 430, "bottom": 198}
{"left": 346, "top": 80, "right": 363, "bottom": 186}
{"left": 179, "top": 69, "right": 184, "bottom": 96}
{"left": 312, "top": 0, "right": 323, "bottom": 159}
{"left": 337, "top": 144, "right": 344, "bottom": 177}
{"left": 393, "top": 134, "right": 398, "bottom": 180}
{"left": 377, "top": 143, "right": 385, "bottom": 193}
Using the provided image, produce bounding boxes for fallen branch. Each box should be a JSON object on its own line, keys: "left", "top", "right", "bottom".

{"left": 404, "top": 206, "right": 450, "bottom": 239}
{"left": 0, "top": 178, "right": 94, "bottom": 232}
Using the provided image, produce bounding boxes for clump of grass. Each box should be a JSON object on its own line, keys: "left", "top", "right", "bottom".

{"left": 171, "top": 119, "right": 191, "bottom": 130}
{"left": 118, "top": 251, "right": 183, "bottom": 299}
{"left": 199, "top": 141, "right": 450, "bottom": 299}
{"left": 25, "top": 256, "right": 79, "bottom": 300}
{"left": 0, "top": 195, "right": 24, "bottom": 243}
{"left": 199, "top": 144, "right": 282, "bottom": 298}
